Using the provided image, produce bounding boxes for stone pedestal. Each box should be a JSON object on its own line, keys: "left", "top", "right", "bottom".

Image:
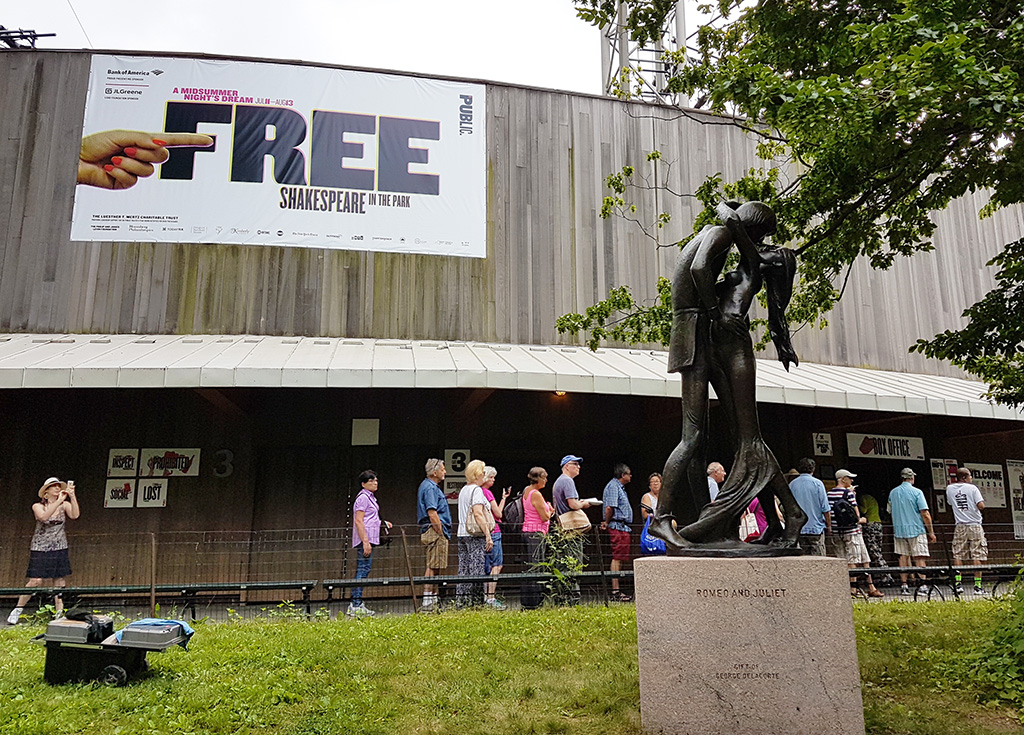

{"left": 634, "top": 556, "right": 865, "bottom": 735}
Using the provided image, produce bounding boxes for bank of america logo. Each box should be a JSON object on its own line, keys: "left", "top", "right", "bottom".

{"left": 151, "top": 69, "right": 165, "bottom": 75}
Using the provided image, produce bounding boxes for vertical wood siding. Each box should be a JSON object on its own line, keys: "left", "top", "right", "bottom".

{"left": 0, "top": 51, "right": 1021, "bottom": 378}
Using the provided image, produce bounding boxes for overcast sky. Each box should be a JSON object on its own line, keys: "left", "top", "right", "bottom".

{"left": 4, "top": 0, "right": 613, "bottom": 94}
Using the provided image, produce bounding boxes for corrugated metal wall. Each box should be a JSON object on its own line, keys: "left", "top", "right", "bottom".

{"left": 1, "top": 50, "right": 1021, "bottom": 377}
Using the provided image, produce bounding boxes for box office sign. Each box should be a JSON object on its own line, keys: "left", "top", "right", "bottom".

{"left": 963, "top": 462, "right": 1007, "bottom": 509}
{"left": 846, "top": 433, "right": 925, "bottom": 461}
{"left": 140, "top": 448, "right": 201, "bottom": 477}
{"left": 104, "top": 479, "right": 136, "bottom": 508}
{"left": 72, "top": 55, "right": 486, "bottom": 258}
{"left": 137, "top": 479, "right": 168, "bottom": 507}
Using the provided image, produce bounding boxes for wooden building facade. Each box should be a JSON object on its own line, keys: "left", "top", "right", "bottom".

{"left": 1, "top": 50, "right": 1022, "bottom": 588}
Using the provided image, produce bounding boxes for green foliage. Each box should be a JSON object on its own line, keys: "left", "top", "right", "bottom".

{"left": 952, "top": 569, "right": 1024, "bottom": 714}
{"left": 570, "top": 0, "right": 1024, "bottom": 402}
{"left": 535, "top": 526, "right": 586, "bottom": 605}
{"left": 555, "top": 277, "right": 672, "bottom": 350}
{"left": 0, "top": 606, "right": 643, "bottom": 735}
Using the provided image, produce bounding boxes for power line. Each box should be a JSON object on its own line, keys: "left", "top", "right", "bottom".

{"left": 65, "top": 0, "right": 94, "bottom": 48}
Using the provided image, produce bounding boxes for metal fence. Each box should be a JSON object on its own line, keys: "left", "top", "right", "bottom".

{"left": 1, "top": 523, "right": 1021, "bottom": 620}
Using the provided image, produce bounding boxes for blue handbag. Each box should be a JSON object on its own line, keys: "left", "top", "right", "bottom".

{"left": 640, "top": 515, "right": 667, "bottom": 555}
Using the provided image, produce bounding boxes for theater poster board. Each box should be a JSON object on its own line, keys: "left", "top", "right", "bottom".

{"left": 1007, "top": 460, "right": 1024, "bottom": 539}
{"left": 72, "top": 55, "right": 486, "bottom": 258}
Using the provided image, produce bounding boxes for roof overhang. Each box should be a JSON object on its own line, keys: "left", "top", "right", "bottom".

{"left": 0, "top": 334, "right": 1018, "bottom": 421}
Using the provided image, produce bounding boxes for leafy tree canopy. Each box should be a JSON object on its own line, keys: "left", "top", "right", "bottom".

{"left": 563, "top": 0, "right": 1024, "bottom": 405}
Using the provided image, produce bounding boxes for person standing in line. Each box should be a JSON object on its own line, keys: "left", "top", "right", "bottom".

{"left": 640, "top": 473, "right": 667, "bottom": 556}
{"left": 829, "top": 469, "right": 884, "bottom": 597}
{"left": 456, "top": 460, "right": 494, "bottom": 608}
{"left": 521, "top": 467, "right": 553, "bottom": 610}
{"left": 946, "top": 467, "right": 988, "bottom": 594}
{"left": 641, "top": 473, "right": 662, "bottom": 521}
{"left": 787, "top": 458, "right": 832, "bottom": 556}
{"left": 8, "top": 477, "right": 81, "bottom": 625}
{"left": 707, "top": 462, "right": 726, "bottom": 502}
{"left": 552, "top": 455, "right": 591, "bottom": 604}
{"left": 857, "top": 489, "right": 894, "bottom": 585}
{"left": 417, "top": 458, "right": 450, "bottom": 611}
{"left": 481, "top": 465, "right": 510, "bottom": 609}
{"left": 888, "top": 468, "right": 936, "bottom": 596}
{"left": 601, "top": 464, "right": 634, "bottom": 602}
{"left": 348, "top": 470, "right": 392, "bottom": 618}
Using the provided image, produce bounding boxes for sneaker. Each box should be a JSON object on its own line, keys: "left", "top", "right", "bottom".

{"left": 346, "top": 603, "right": 375, "bottom": 618}
{"left": 899, "top": 585, "right": 912, "bottom": 597}
{"left": 485, "top": 599, "right": 506, "bottom": 610}
{"left": 973, "top": 584, "right": 985, "bottom": 594}
{"left": 918, "top": 584, "right": 930, "bottom": 595}
{"left": 953, "top": 584, "right": 965, "bottom": 595}
{"left": 6, "top": 607, "right": 22, "bottom": 625}
{"left": 611, "top": 590, "right": 634, "bottom": 602}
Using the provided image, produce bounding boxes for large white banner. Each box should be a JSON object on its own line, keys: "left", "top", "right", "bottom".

{"left": 72, "top": 55, "right": 486, "bottom": 258}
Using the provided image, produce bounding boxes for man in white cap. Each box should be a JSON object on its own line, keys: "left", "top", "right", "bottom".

{"left": 829, "top": 469, "right": 883, "bottom": 597}
{"left": 887, "top": 468, "right": 936, "bottom": 596}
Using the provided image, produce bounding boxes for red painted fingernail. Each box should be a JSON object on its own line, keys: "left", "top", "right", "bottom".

{"left": 124, "top": 147, "right": 137, "bottom": 156}
{"left": 112, "top": 157, "right": 123, "bottom": 165}
{"left": 104, "top": 164, "right": 114, "bottom": 172}
{"left": 152, "top": 139, "right": 167, "bottom": 146}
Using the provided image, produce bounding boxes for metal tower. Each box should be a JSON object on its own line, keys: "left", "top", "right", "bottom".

{"left": 599, "top": 1, "right": 689, "bottom": 105}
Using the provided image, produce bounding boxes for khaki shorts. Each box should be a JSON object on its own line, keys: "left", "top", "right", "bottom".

{"left": 836, "top": 532, "right": 871, "bottom": 565}
{"left": 952, "top": 524, "right": 988, "bottom": 561}
{"left": 894, "top": 534, "right": 930, "bottom": 558}
{"left": 421, "top": 527, "right": 449, "bottom": 571}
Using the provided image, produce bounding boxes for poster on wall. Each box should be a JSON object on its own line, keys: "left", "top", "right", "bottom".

{"left": 104, "top": 479, "right": 136, "bottom": 508}
{"left": 71, "top": 55, "right": 486, "bottom": 258}
{"left": 136, "top": 478, "right": 168, "bottom": 507}
{"left": 107, "top": 449, "right": 140, "bottom": 477}
{"left": 963, "top": 462, "right": 1007, "bottom": 509}
{"left": 1006, "top": 460, "right": 1024, "bottom": 539}
{"left": 930, "top": 458, "right": 958, "bottom": 490}
{"left": 140, "top": 448, "right": 201, "bottom": 477}
{"left": 813, "top": 432, "right": 833, "bottom": 456}
{"left": 445, "top": 449, "right": 471, "bottom": 504}
{"left": 846, "top": 433, "right": 925, "bottom": 461}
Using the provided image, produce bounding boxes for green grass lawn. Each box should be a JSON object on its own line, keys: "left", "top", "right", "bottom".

{"left": 0, "top": 601, "right": 1020, "bottom": 735}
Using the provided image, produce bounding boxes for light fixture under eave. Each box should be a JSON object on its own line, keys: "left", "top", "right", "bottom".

{"left": 554, "top": 391, "right": 567, "bottom": 396}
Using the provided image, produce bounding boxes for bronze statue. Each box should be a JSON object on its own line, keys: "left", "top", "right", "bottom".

{"left": 649, "top": 201, "right": 807, "bottom": 554}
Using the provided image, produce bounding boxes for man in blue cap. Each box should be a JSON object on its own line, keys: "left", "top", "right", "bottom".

{"left": 552, "top": 454, "right": 593, "bottom": 604}
{"left": 554, "top": 455, "right": 591, "bottom": 515}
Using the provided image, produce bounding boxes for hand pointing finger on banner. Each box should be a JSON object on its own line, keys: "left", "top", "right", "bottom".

{"left": 78, "top": 130, "right": 214, "bottom": 190}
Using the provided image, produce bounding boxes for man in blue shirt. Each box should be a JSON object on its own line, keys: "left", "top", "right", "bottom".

{"left": 601, "top": 464, "right": 634, "bottom": 602}
{"left": 788, "top": 457, "right": 832, "bottom": 556}
{"left": 417, "top": 458, "right": 450, "bottom": 610}
{"left": 887, "top": 468, "right": 936, "bottom": 596}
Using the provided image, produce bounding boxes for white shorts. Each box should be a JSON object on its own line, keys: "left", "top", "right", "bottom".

{"left": 837, "top": 532, "right": 871, "bottom": 565}
{"left": 894, "top": 534, "right": 930, "bottom": 558}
